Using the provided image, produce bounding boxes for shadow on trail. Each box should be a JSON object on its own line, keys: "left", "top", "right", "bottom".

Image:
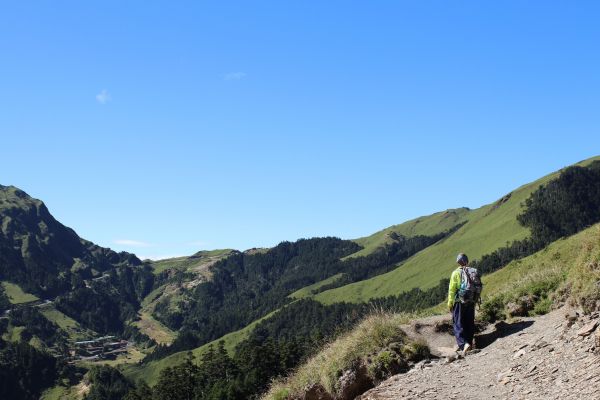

{"left": 475, "top": 320, "right": 535, "bottom": 349}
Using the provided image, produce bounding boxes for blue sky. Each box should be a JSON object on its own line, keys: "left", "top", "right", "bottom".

{"left": 2, "top": 1, "right": 600, "bottom": 259}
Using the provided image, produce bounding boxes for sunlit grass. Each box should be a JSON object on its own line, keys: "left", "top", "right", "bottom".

{"left": 1, "top": 281, "right": 39, "bottom": 304}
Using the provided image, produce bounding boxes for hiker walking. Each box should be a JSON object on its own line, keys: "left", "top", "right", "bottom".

{"left": 447, "top": 253, "right": 482, "bottom": 354}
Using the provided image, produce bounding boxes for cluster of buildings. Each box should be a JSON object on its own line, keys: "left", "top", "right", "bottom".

{"left": 68, "top": 335, "right": 129, "bottom": 362}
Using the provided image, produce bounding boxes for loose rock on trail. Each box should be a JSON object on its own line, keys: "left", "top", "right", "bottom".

{"left": 359, "top": 308, "right": 600, "bottom": 399}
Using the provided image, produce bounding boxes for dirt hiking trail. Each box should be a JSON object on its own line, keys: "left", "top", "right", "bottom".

{"left": 360, "top": 307, "right": 600, "bottom": 399}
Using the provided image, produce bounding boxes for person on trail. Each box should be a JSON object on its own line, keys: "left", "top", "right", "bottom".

{"left": 447, "top": 253, "right": 481, "bottom": 354}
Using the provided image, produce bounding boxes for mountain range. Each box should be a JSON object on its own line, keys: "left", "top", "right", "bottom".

{"left": 1, "top": 155, "right": 600, "bottom": 400}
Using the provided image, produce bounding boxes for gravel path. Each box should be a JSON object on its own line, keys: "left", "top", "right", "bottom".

{"left": 359, "top": 308, "right": 600, "bottom": 400}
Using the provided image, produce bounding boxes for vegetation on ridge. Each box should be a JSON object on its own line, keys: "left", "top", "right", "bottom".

{"left": 145, "top": 226, "right": 461, "bottom": 363}
{"left": 127, "top": 157, "right": 600, "bottom": 398}
{"left": 313, "top": 156, "right": 600, "bottom": 304}
{"left": 263, "top": 312, "right": 426, "bottom": 400}
{"left": 349, "top": 207, "right": 470, "bottom": 258}
{"left": 4, "top": 156, "right": 600, "bottom": 400}
{"left": 479, "top": 223, "right": 600, "bottom": 322}
{"left": 263, "top": 205, "right": 600, "bottom": 400}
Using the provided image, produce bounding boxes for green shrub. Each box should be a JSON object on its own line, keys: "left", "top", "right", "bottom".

{"left": 271, "top": 389, "right": 289, "bottom": 400}
{"left": 401, "top": 340, "right": 429, "bottom": 362}
{"left": 532, "top": 297, "right": 552, "bottom": 315}
{"left": 367, "top": 350, "right": 397, "bottom": 382}
{"left": 479, "top": 296, "right": 505, "bottom": 323}
{"left": 518, "top": 278, "right": 561, "bottom": 299}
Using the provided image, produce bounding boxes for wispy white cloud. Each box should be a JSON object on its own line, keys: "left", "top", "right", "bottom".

{"left": 113, "top": 239, "right": 152, "bottom": 247}
{"left": 223, "top": 72, "right": 247, "bottom": 81}
{"left": 96, "top": 89, "right": 111, "bottom": 104}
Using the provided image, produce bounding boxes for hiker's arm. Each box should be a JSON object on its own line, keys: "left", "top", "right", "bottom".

{"left": 447, "top": 270, "right": 460, "bottom": 310}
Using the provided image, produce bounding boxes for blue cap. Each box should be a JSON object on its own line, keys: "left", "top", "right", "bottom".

{"left": 456, "top": 253, "right": 468, "bottom": 264}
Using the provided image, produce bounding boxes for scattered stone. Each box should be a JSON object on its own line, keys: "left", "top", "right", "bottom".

{"left": 532, "top": 340, "right": 549, "bottom": 350}
{"left": 577, "top": 321, "right": 599, "bottom": 337}
{"left": 359, "top": 307, "right": 600, "bottom": 400}
{"left": 514, "top": 343, "right": 528, "bottom": 351}
{"left": 445, "top": 353, "right": 458, "bottom": 364}
{"left": 565, "top": 310, "right": 579, "bottom": 327}
{"left": 497, "top": 370, "right": 513, "bottom": 382}
{"left": 513, "top": 349, "right": 526, "bottom": 359}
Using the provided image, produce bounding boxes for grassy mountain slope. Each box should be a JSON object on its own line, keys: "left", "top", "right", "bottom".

{"left": 265, "top": 222, "right": 600, "bottom": 400}
{"left": 348, "top": 207, "right": 471, "bottom": 258}
{"left": 1, "top": 281, "right": 39, "bottom": 304}
{"left": 0, "top": 185, "right": 144, "bottom": 297}
{"left": 128, "top": 156, "right": 600, "bottom": 391}
{"left": 480, "top": 222, "right": 600, "bottom": 315}
{"left": 39, "top": 305, "right": 97, "bottom": 341}
{"left": 132, "top": 250, "right": 236, "bottom": 343}
{"left": 313, "top": 156, "right": 600, "bottom": 304}
{"left": 5, "top": 156, "right": 600, "bottom": 399}
{"left": 123, "top": 310, "right": 278, "bottom": 385}
{"left": 0, "top": 185, "right": 157, "bottom": 338}
{"left": 289, "top": 273, "right": 344, "bottom": 299}
{"left": 149, "top": 249, "right": 234, "bottom": 275}
{"left": 132, "top": 310, "right": 176, "bottom": 345}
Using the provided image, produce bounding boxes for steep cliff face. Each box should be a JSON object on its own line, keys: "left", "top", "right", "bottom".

{"left": 0, "top": 184, "right": 142, "bottom": 297}
{"left": 0, "top": 185, "right": 153, "bottom": 335}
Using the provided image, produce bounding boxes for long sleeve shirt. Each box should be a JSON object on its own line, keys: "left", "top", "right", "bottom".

{"left": 447, "top": 267, "right": 462, "bottom": 309}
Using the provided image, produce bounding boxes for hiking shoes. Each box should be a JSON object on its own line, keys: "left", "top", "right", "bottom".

{"left": 462, "top": 343, "right": 472, "bottom": 355}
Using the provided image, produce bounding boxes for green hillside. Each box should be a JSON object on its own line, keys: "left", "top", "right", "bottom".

{"left": 40, "top": 305, "right": 96, "bottom": 341}
{"left": 289, "top": 273, "right": 344, "bottom": 299}
{"left": 126, "top": 155, "right": 600, "bottom": 390}
{"left": 135, "top": 249, "right": 235, "bottom": 343}
{"left": 123, "top": 310, "right": 277, "bottom": 385}
{"left": 264, "top": 222, "right": 600, "bottom": 400}
{"left": 480, "top": 222, "right": 600, "bottom": 314}
{"left": 5, "top": 156, "right": 600, "bottom": 400}
{"left": 348, "top": 207, "right": 471, "bottom": 258}
{"left": 1, "top": 281, "right": 39, "bottom": 304}
{"left": 149, "top": 249, "right": 234, "bottom": 275}
{"left": 313, "top": 156, "right": 600, "bottom": 304}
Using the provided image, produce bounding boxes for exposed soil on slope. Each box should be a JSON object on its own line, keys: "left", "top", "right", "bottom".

{"left": 359, "top": 308, "right": 600, "bottom": 399}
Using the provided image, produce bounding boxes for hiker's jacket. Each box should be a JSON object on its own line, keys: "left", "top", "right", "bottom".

{"left": 447, "top": 267, "right": 463, "bottom": 309}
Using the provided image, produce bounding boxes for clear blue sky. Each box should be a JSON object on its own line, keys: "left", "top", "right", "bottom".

{"left": 2, "top": 1, "right": 599, "bottom": 259}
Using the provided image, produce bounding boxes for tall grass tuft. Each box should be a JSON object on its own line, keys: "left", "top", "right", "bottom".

{"left": 263, "top": 311, "right": 415, "bottom": 400}
{"left": 565, "top": 226, "right": 600, "bottom": 312}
